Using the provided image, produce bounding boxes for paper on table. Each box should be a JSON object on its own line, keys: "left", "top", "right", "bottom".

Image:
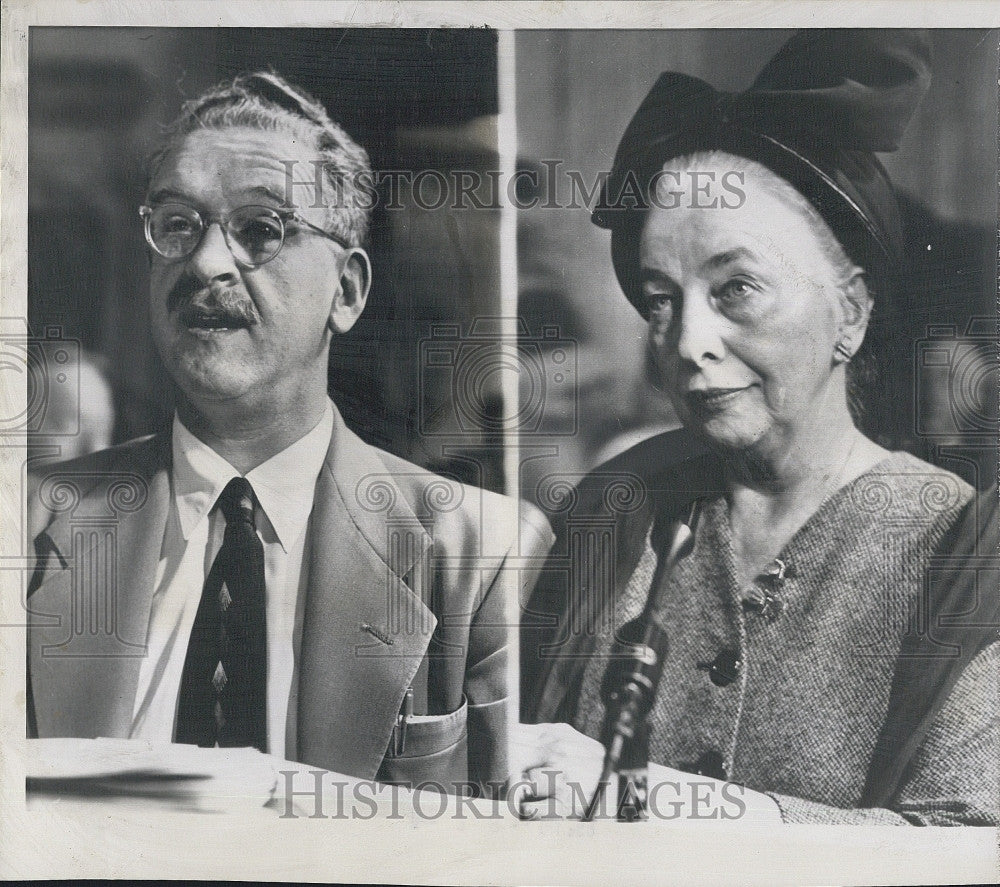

{"left": 27, "top": 739, "right": 512, "bottom": 820}
{"left": 26, "top": 738, "right": 279, "bottom": 813}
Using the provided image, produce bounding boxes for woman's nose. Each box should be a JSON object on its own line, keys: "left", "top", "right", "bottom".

{"left": 674, "top": 292, "right": 726, "bottom": 366}
{"left": 187, "top": 223, "right": 240, "bottom": 287}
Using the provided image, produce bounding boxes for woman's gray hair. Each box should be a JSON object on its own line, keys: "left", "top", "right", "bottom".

{"left": 147, "top": 70, "right": 372, "bottom": 248}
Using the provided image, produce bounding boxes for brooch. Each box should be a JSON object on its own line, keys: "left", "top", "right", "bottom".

{"left": 741, "top": 557, "right": 795, "bottom": 623}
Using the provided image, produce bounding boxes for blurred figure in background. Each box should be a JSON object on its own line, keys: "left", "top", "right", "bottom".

{"left": 27, "top": 348, "right": 115, "bottom": 466}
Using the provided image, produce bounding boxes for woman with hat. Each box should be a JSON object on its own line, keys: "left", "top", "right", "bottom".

{"left": 518, "top": 30, "right": 998, "bottom": 824}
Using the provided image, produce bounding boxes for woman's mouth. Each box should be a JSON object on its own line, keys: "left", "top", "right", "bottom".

{"left": 685, "top": 386, "right": 752, "bottom": 410}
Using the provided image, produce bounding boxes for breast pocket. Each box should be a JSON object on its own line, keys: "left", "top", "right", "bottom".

{"left": 377, "top": 695, "right": 468, "bottom": 792}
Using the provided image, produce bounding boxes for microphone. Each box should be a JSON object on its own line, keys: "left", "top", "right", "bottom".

{"left": 582, "top": 503, "right": 699, "bottom": 821}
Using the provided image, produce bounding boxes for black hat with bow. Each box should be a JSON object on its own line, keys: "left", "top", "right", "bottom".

{"left": 593, "top": 29, "right": 933, "bottom": 317}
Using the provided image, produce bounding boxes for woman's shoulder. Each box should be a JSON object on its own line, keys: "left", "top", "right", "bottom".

{"left": 846, "top": 449, "right": 976, "bottom": 533}
{"left": 861, "top": 449, "right": 975, "bottom": 493}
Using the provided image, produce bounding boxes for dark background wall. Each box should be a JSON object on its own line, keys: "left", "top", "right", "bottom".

{"left": 28, "top": 27, "right": 504, "bottom": 490}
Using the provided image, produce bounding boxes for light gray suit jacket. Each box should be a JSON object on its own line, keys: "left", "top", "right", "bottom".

{"left": 27, "top": 407, "right": 553, "bottom": 792}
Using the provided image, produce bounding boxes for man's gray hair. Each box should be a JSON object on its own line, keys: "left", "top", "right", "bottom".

{"left": 148, "top": 70, "right": 372, "bottom": 247}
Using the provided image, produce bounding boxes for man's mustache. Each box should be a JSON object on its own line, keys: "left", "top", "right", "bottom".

{"left": 167, "top": 275, "right": 260, "bottom": 326}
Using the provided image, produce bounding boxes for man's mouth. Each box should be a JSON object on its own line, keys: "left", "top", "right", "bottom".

{"left": 178, "top": 307, "right": 253, "bottom": 332}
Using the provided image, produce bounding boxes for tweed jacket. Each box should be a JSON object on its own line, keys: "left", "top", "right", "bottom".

{"left": 522, "top": 429, "right": 999, "bottom": 824}
{"left": 27, "top": 404, "right": 553, "bottom": 793}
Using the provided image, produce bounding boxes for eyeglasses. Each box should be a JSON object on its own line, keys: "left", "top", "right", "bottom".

{"left": 139, "top": 203, "right": 351, "bottom": 268}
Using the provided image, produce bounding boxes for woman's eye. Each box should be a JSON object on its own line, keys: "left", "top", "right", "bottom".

{"left": 718, "top": 278, "right": 756, "bottom": 301}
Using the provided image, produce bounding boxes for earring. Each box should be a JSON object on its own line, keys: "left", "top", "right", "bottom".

{"left": 834, "top": 340, "right": 853, "bottom": 363}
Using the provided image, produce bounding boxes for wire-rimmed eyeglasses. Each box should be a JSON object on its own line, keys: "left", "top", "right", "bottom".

{"left": 139, "top": 203, "right": 351, "bottom": 268}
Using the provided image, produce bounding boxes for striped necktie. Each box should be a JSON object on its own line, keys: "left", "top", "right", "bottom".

{"left": 176, "top": 476, "right": 268, "bottom": 751}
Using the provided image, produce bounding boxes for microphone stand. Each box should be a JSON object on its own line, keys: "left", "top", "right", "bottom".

{"left": 582, "top": 502, "right": 699, "bottom": 822}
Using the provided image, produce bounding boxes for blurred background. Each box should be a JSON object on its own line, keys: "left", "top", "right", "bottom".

{"left": 28, "top": 27, "right": 506, "bottom": 491}
{"left": 26, "top": 28, "right": 999, "bottom": 503}
{"left": 516, "top": 29, "right": 999, "bottom": 513}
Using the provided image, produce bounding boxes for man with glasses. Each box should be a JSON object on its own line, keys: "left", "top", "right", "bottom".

{"left": 27, "top": 71, "right": 549, "bottom": 797}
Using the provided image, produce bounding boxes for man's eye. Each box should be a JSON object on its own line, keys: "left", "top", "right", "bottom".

{"left": 162, "top": 216, "right": 197, "bottom": 235}
{"left": 646, "top": 293, "right": 676, "bottom": 314}
{"left": 236, "top": 217, "right": 283, "bottom": 243}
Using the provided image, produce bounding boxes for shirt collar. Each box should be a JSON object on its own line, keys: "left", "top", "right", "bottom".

{"left": 171, "top": 401, "right": 333, "bottom": 552}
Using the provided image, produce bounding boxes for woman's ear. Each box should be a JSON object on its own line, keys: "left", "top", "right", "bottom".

{"left": 835, "top": 270, "right": 873, "bottom": 357}
{"left": 328, "top": 248, "right": 372, "bottom": 334}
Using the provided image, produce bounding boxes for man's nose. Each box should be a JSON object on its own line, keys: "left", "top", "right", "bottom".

{"left": 187, "top": 223, "right": 240, "bottom": 287}
{"left": 674, "top": 291, "right": 727, "bottom": 367}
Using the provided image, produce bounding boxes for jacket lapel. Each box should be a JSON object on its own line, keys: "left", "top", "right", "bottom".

{"left": 28, "top": 434, "right": 170, "bottom": 738}
{"left": 296, "top": 411, "right": 435, "bottom": 779}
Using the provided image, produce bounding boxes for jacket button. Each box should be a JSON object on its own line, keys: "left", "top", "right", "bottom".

{"left": 699, "top": 648, "right": 742, "bottom": 687}
{"left": 691, "top": 750, "right": 728, "bottom": 781}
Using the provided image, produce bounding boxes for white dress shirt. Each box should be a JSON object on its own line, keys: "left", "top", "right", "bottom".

{"left": 129, "top": 402, "right": 334, "bottom": 760}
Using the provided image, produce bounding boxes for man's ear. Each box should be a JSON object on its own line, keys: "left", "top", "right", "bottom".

{"left": 328, "top": 248, "right": 372, "bottom": 334}
{"left": 836, "top": 270, "right": 873, "bottom": 354}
